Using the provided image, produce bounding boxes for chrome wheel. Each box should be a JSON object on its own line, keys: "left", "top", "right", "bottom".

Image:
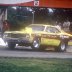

{"left": 32, "top": 38, "right": 40, "bottom": 50}
{"left": 33, "top": 40, "right": 40, "bottom": 49}
{"left": 60, "top": 42, "right": 66, "bottom": 52}
{"left": 61, "top": 43, "right": 65, "bottom": 51}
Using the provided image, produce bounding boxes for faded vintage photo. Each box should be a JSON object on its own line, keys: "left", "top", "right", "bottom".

{"left": 0, "top": 0, "right": 72, "bottom": 72}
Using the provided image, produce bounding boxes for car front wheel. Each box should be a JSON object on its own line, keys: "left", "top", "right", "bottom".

{"left": 31, "top": 38, "right": 40, "bottom": 50}
{"left": 8, "top": 42, "right": 16, "bottom": 49}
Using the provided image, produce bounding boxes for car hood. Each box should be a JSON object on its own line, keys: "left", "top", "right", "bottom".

{"left": 5, "top": 31, "right": 23, "bottom": 34}
{"left": 5, "top": 27, "right": 33, "bottom": 34}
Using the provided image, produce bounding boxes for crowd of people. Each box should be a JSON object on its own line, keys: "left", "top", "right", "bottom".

{"left": 57, "top": 20, "right": 72, "bottom": 33}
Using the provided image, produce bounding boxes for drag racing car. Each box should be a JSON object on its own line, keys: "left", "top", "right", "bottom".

{"left": 3, "top": 24, "right": 72, "bottom": 52}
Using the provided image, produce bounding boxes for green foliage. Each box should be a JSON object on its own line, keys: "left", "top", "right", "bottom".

{"left": 0, "top": 58, "right": 72, "bottom": 72}
{"left": 7, "top": 7, "right": 32, "bottom": 30}
{"left": 6, "top": 7, "right": 72, "bottom": 30}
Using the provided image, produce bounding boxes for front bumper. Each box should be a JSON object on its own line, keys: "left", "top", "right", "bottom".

{"left": 4, "top": 37, "right": 32, "bottom": 46}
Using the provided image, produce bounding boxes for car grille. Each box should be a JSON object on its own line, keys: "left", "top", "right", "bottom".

{"left": 8, "top": 33, "right": 26, "bottom": 38}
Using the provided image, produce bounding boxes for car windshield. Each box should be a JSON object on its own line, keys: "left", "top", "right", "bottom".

{"left": 46, "top": 27, "right": 60, "bottom": 33}
{"left": 28, "top": 25, "right": 45, "bottom": 31}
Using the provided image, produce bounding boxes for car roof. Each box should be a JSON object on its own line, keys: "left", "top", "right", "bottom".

{"left": 28, "top": 24, "right": 62, "bottom": 31}
{"left": 29, "top": 24, "right": 56, "bottom": 27}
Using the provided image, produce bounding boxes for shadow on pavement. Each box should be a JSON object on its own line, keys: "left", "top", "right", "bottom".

{"left": 0, "top": 46, "right": 72, "bottom": 53}
{"left": 5, "top": 46, "right": 55, "bottom": 52}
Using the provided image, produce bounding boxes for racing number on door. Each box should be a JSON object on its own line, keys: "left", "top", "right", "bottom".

{"left": 41, "top": 27, "right": 60, "bottom": 46}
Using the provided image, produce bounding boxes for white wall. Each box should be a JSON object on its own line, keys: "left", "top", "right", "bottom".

{"left": 0, "top": 0, "right": 33, "bottom": 4}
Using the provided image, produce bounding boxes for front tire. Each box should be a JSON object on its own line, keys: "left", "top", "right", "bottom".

{"left": 31, "top": 38, "right": 40, "bottom": 50}
{"left": 8, "top": 42, "right": 16, "bottom": 50}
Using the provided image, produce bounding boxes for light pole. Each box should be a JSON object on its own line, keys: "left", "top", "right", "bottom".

{"left": 5, "top": 8, "right": 7, "bottom": 20}
{"left": 32, "top": 11, "right": 35, "bottom": 24}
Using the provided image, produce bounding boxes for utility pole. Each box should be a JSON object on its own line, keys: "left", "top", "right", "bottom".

{"left": 32, "top": 11, "right": 35, "bottom": 24}
{"left": 5, "top": 8, "right": 7, "bottom": 20}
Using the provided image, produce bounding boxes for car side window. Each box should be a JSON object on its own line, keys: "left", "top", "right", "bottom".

{"left": 46, "top": 27, "right": 60, "bottom": 33}
{"left": 28, "top": 25, "right": 45, "bottom": 31}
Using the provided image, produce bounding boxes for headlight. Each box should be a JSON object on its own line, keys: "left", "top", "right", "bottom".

{"left": 3, "top": 33, "right": 8, "bottom": 38}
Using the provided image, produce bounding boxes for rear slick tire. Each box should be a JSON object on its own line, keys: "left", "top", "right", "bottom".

{"left": 58, "top": 42, "right": 66, "bottom": 52}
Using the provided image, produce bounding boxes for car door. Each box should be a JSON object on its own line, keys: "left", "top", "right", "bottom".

{"left": 41, "top": 26, "right": 61, "bottom": 46}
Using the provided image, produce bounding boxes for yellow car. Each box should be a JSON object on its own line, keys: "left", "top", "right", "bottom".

{"left": 3, "top": 24, "right": 72, "bottom": 52}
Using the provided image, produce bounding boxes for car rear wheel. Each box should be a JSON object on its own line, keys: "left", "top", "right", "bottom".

{"left": 58, "top": 42, "right": 67, "bottom": 52}
{"left": 8, "top": 42, "right": 16, "bottom": 50}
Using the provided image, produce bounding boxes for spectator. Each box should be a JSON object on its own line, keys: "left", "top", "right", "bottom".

{"left": 69, "top": 22, "right": 72, "bottom": 33}
{"left": 0, "top": 20, "right": 10, "bottom": 38}
{"left": 0, "top": 13, "right": 3, "bottom": 32}
{"left": 63, "top": 20, "right": 70, "bottom": 32}
{"left": 3, "top": 20, "right": 10, "bottom": 32}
